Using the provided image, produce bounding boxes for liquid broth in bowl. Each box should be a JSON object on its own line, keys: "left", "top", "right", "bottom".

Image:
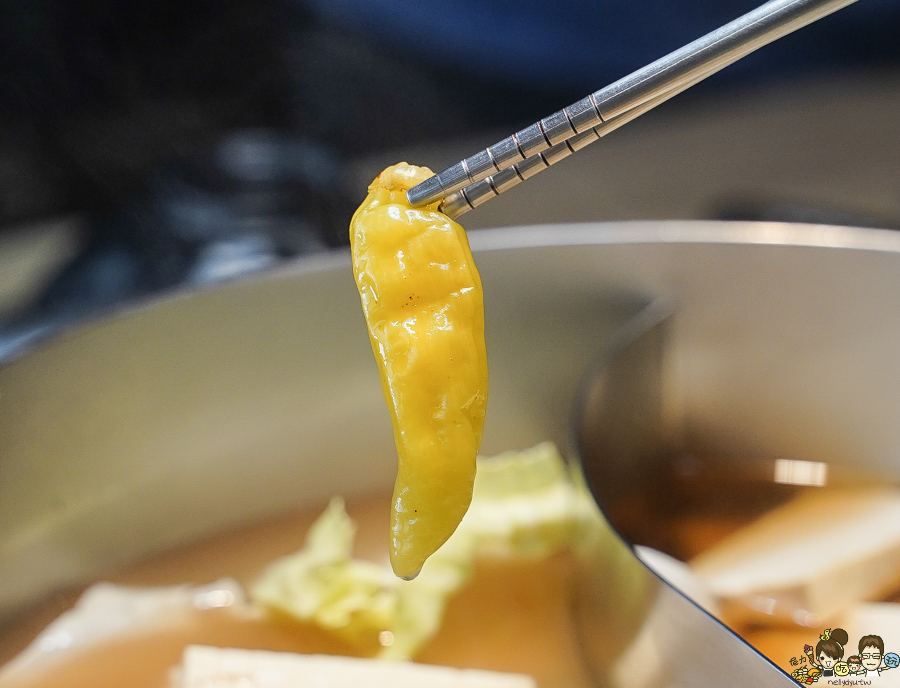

{"left": 3, "top": 451, "right": 900, "bottom": 687}
{"left": 0, "top": 491, "right": 593, "bottom": 688}
{"left": 607, "top": 451, "right": 900, "bottom": 676}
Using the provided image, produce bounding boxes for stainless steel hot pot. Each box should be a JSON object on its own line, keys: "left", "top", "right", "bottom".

{"left": 3, "top": 221, "right": 900, "bottom": 686}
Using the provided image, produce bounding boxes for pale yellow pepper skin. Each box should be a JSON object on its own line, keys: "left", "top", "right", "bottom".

{"left": 350, "top": 163, "right": 488, "bottom": 580}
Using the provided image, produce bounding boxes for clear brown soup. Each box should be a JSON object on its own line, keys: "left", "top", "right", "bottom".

{"left": 605, "top": 452, "right": 900, "bottom": 671}
{"left": 3, "top": 455, "right": 898, "bottom": 687}
{"left": 0, "top": 492, "right": 593, "bottom": 688}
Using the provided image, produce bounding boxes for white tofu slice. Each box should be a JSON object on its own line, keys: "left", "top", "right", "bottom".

{"left": 690, "top": 488, "right": 900, "bottom": 622}
{"left": 178, "top": 645, "right": 537, "bottom": 688}
{"left": 0, "top": 579, "right": 244, "bottom": 683}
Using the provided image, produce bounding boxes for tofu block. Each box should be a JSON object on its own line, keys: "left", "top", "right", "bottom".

{"left": 178, "top": 645, "right": 537, "bottom": 688}
{"left": 690, "top": 488, "right": 900, "bottom": 622}
{"left": 0, "top": 579, "right": 244, "bottom": 683}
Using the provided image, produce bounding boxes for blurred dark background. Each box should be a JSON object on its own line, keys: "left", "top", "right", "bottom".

{"left": 0, "top": 0, "right": 899, "bottom": 357}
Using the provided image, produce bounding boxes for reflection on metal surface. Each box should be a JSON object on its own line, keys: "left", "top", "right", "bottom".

{"left": 575, "top": 302, "right": 794, "bottom": 686}
{"left": 572, "top": 484, "right": 792, "bottom": 687}
{"left": 7, "top": 223, "right": 900, "bottom": 683}
{"left": 774, "top": 458, "right": 827, "bottom": 486}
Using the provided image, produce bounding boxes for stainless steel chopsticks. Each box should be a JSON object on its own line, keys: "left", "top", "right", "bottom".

{"left": 406, "top": 0, "right": 860, "bottom": 219}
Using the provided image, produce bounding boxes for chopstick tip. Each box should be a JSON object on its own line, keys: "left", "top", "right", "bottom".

{"left": 406, "top": 175, "right": 445, "bottom": 207}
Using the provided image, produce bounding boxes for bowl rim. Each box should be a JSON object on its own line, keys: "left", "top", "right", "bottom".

{"left": 4, "top": 219, "right": 900, "bottom": 368}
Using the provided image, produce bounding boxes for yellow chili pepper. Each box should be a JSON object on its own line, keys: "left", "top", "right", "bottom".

{"left": 350, "top": 162, "right": 488, "bottom": 580}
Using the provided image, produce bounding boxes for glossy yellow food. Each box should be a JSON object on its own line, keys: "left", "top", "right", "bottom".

{"left": 350, "top": 163, "right": 487, "bottom": 580}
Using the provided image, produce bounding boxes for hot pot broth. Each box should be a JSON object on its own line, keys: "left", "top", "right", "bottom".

{"left": 5, "top": 222, "right": 900, "bottom": 686}
{"left": 0, "top": 491, "right": 593, "bottom": 688}
{"left": 606, "top": 451, "right": 900, "bottom": 675}
{"left": 4, "top": 455, "right": 900, "bottom": 687}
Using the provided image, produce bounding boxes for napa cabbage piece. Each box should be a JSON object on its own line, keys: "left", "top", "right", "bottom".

{"left": 250, "top": 498, "right": 397, "bottom": 648}
{"left": 250, "top": 443, "right": 606, "bottom": 660}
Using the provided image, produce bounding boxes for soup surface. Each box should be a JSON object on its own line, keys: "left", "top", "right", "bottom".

{"left": 607, "top": 452, "right": 900, "bottom": 676}
{"left": 0, "top": 492, "right": 593, "bottom": 688}
{"left": 3, "top": 454, "right": 900, "bottom": 686}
